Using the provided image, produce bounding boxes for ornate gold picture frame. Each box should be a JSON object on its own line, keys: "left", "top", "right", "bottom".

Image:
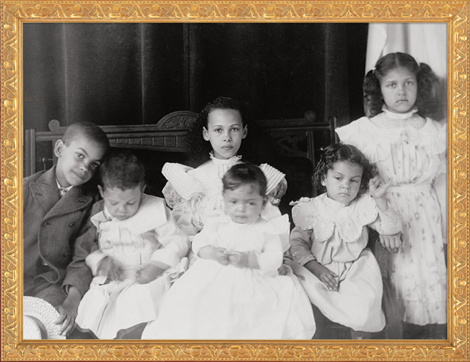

{"left": 1, "top": 1, "right": 468, "bottom": 361}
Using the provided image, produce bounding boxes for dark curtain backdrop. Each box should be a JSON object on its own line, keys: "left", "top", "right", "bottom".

{"left": 23, "top": 23, "right": 368, "bottom": 131}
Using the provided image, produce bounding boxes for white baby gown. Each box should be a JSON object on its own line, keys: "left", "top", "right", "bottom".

{"left": 142, "top": 214, "right": 316, "bottom": 340}
{"left": 76, "top": 195, "right": 189, "bottom": 339}
{"left": 288, "top": 194, "right": 401, "bottom": 332}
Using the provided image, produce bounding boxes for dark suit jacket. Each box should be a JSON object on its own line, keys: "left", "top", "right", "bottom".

{"left": 23, "top": 166, "right": 97, "bottom": 299}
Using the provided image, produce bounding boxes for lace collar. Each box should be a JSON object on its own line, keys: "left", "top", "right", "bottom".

{"left": 323, "top": 194, "right": 349, "bottom": 207}
{"left": 292, "top": 194, "right": 378, "bottom": 243}
{"left": 209, "top": 152, "right": 242, "bottom": 166}
{"left": 382, "top": 105, "right": 419, "bottom": 120}
{"left": 91, "top": 195, "right": 166, "bottom": 234}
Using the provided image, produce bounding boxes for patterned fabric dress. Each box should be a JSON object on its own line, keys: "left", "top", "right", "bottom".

{"left": 142, "top": 214, "right": 316, "bottom": 340}
{"left": 336, "top": 108, "right": 447, "bottom": 325}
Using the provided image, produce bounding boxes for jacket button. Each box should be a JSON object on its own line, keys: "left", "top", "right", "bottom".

{"left": 63, "top": 252, "right": 71, "bottom": 258}
{"left": 69, "top": 222, "right": 75, "bottom": 227}
{"left": 42, "top": 222, "right": 49, "bottom": 227}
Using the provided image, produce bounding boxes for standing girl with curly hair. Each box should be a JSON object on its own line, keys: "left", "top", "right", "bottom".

{"left": 337, "top": 52, "right": 447, "bottom": 339}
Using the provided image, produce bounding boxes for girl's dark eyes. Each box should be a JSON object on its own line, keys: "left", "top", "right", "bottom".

{"left": 76, "top": 152, "right": 84, "bottom": 159}
{"left": 91, "top": 163, "right": 99, "bottom": 169}
{"left": 231, "top": 127, "right": 240, "bottom": 132}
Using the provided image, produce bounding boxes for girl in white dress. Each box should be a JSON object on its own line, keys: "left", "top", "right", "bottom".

{"left": 75, "top": 151, "right": 189, "bottom": 339}
{"left": 142, "top": 163, "right": 316, "bottom": 339}
{"left": 336, "top": 52, "right": 447, "bottom": 339}
{"left": 288, "top": 144, "right": 402, "bottom": 338}
{"left": 162, "top": 97, "right": 287, "bottom": 240}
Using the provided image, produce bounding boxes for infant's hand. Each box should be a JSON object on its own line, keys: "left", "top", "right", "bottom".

{"left": 379, "top": 233, "right": 402, "bottom": 253}
{"left": 136, "top": 264, "right": 165, "bottom": 284}
{"left": 226, "top": 251, "right": 249, "bottom": 268}
{"left": 368, "top": 176, "right": 390, "bottom": 199}
{"left": 97, "top": 256, "right": 124, "bottom": 282}
{"left": 211, "top": 247, "right": 230, "bottom": 265}
{"left": 305, "top": 260, "right": 338, "bottom": 291}
{"left": 268, "top": 178, "right": 288, "bottom": 206}
{"left": 277, "top": 264, "right": 291, "bottom": 275}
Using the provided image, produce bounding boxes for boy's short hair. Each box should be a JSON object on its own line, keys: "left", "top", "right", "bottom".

{"left": 99, "top": 150, "right": 146, "bottom": 191}
{"left": 222, "top": 163, "right": 267, "bottom": 197}
{"left": 63, "top": 122, "right": 110, "bottom": 151}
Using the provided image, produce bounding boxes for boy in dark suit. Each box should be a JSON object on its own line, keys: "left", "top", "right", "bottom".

{"left": 23, "top": 122, "right": 110, "bottom": 337}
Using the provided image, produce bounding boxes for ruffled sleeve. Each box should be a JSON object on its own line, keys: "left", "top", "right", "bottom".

{"left": 261, "top": 214, "right": 290, "bottom": 252}
{"left": 336, "top": 117, "right": 399, "bottom": 163}
{"left": 259, "top": 163, "right": 286, "bottom": 195}
{"left": 161, "top": 163, "right": 205, "bottom": 201}
{"left": 161, "top": 163, "right": 206, "bottom": 236}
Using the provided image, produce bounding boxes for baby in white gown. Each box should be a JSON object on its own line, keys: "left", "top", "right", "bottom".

{"left": 75, "top": 151, "right": 189, "bottom": 339}
{"left": 142, "top": 163, "right": 315, "bottom": 339}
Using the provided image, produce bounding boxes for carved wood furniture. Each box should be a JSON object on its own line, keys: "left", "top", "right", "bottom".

{"left": 24, "top": 110, "right": 337, "bottom": 179}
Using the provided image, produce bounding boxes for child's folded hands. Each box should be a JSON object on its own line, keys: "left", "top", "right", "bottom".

{"left": 225, "top": 250, "right": 260, "bottom": 269}
{"left": 97, "top": 256, "right": 125, "bottom": 282}
{"left": 226, "top": 251, "right": 249, "bottom": 268}
{"left": 198, "top": 245, "right": 230, "bottom": 265}
{"left": 136, "top": 263, "right": 166, "bottom": 284}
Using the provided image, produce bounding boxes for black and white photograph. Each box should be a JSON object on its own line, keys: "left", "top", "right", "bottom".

{"left": 21, "top": 21, "right": 448, "bottom": 343}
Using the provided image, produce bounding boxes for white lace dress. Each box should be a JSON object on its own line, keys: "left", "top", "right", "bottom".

{"left": 336, "top": 109, "right": 447, "bottom": 325}
{"left": 288, "top": 193, "right": 401, "bottom": 332}
{"left": 75, "top": 195, "right": 189, "bottom": 339}
{"left": 161, "top": 154, "right": 286, "bottom": 237}
{"left": 142, "top": 214, "right": 316, "bottom": 340}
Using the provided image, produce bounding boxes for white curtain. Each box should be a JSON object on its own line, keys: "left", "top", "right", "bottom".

{"left": 365, "top": 23, "right": 447, "bottom": 78}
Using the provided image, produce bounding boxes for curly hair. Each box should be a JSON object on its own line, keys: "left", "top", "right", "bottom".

{"left": 222, "top": 162, "right": 267, "bottom": 197}
{"left": 313, "top": 143, "right": 376, "bottom": 195}
{"left": 363, "top": 52, "right": 440, "bottom": 119}
{"left": 99, "top": 150, "right": 146, "bottom": 191}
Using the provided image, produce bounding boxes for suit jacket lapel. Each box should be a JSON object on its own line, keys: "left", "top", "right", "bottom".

{"left": 45, "top": 187, "right": 93, "bottom": 219}
{"left": 29, "top": 166, "right": 94, "bottom": 220}
{"left": 29, "top": 167, "right": 61, "bottom": 215}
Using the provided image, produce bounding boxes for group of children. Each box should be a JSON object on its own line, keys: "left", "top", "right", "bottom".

{"left": 24, "top": 52, "right": 447, "bottom": 340}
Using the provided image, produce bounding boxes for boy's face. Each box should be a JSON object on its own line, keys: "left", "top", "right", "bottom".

{"left": 203, "top": 109, "right": 247, "bottom": 160}
{"left": 322, "top": 161, "right": 363, "bottom": 206}
{"left": 223, "top": 183, "right": 266, "bottom": 224}
{"left": 99, "top": 185, "right": 143, "bottom": 221}
{"left": 55, "top": 136, "right": 106, "bottom": 187}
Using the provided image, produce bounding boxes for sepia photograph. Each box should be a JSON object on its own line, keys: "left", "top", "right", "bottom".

{"left": 1, "top": 1, "right": 468, "bottom": 361}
